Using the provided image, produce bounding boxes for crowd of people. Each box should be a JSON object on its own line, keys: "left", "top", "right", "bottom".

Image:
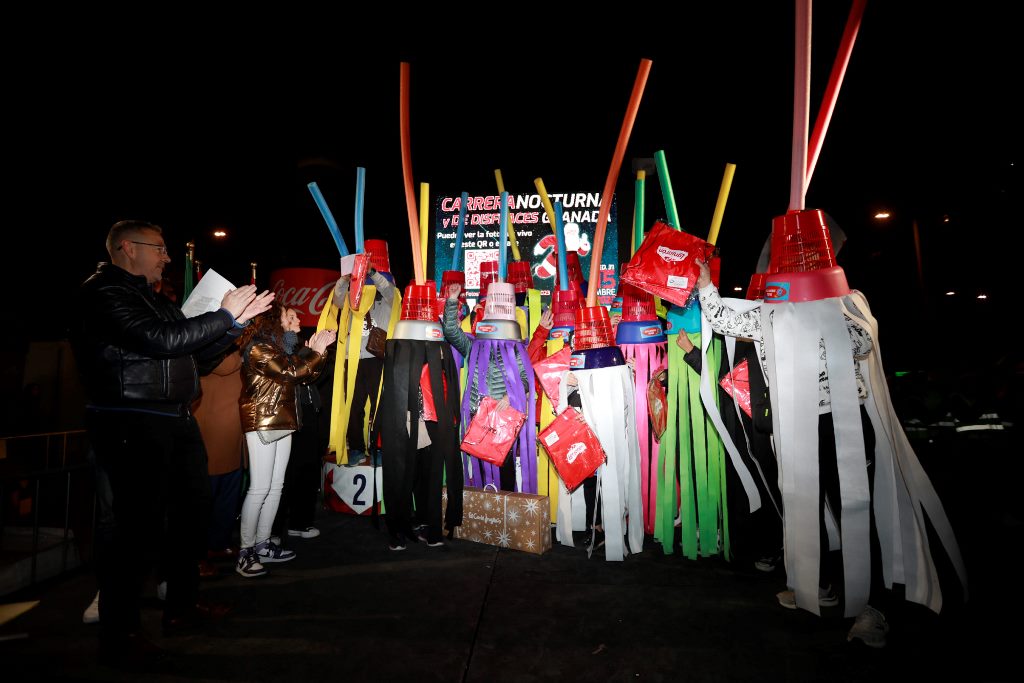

{"left": 69, "top": 218, "right": 978, "bottom": 671}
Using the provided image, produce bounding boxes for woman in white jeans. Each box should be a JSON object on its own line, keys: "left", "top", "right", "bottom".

{"left": 236, "top": 303, "right": 335, "bottom": 577}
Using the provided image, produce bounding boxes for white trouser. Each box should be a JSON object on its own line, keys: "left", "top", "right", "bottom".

{"left": 240, "top": 432, "right": 292, "bottom": 549}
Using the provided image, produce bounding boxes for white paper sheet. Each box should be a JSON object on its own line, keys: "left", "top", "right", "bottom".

{"left": 180, "top": 268, "right": 236, "bottom": 318}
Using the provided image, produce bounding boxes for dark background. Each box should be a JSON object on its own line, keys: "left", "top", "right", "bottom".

{"left": 8, "top": 3, "right": 1020, "bottom": 379}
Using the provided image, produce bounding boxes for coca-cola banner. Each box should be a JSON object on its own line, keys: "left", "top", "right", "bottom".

{"left": 270, "top": 268, "right": 337, "bottom": 328}
{"left": 433, "top": 192, "right": 619, "bottom": 307}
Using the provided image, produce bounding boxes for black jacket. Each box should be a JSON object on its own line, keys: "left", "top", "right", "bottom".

{"left": 71, "top": 263, "right": 241, "bottom": 415}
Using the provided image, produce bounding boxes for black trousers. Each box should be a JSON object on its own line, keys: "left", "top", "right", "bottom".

{"left": 274, "top": 409, "right": 323, "bottom": 533}
{"left": 346, "top": 356, "right": 385, "bottom": 452}
{"left": 87, "top": 410, "right": 211, "bottom": 637}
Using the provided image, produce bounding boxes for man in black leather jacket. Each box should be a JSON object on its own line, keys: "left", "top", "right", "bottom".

{"left": 71, "top": 220, "right": 273, "bottom": 668}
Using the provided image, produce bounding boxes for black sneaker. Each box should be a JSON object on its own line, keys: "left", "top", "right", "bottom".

{"left": 754, "top": 554, "right": 781, "bottom": 572}
{"left": 255, "top": 539, "right": 296, "bottom": 563}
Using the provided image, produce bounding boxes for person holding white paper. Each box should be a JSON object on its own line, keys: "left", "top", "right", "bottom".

{"left": 71, "top": 219, "right": 273, "bottom": 668}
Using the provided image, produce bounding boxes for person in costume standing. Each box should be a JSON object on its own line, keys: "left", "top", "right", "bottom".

{"left": 442, "top": 281, "right": 536, "bottom": 493}
{"left": 695, "top": 253, "right": 965, "bottom": 646}
{"left": 377, "top": 281, "right": 463, "bottom": 550}
{"left": 236, "top": 304, "right": 334, "bottom": 577}
{"left": 333, "top": 260, "right": 395, "bottom": 467}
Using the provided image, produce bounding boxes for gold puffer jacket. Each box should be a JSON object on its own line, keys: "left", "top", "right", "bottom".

{"left": 239, "top": 342, "right": 327, "bottom": 433}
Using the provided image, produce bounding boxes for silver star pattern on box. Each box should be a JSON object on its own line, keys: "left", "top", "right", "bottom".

{"left": 442, "top": 486, "right": 552, "bottom": 555}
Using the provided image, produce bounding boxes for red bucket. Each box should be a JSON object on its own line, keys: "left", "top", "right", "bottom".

{"left": 507, "top": 261, "right": 534, "bottom": 294}
{"left": 573, "top": 305, "right": 615, "bottom": 350}
{"left": 552, "top": 288, "right": 583, "bottom": 329}
{"left": 618, "top": 282, "right": 657, "bottom": 322}
{"left": 768, "top": 209, "right": 836, "bottom": 274}
{"left": 564, "top": 251, "right": 585, "bottom": 285}
{"left": 364, "top": 239, "right": 391, "bottom": 274}
{"left": 401, "top": 281, "right": 438, "bottom": 322}
{"left": 478, "top": 260, "right": 499, "bottom": 299}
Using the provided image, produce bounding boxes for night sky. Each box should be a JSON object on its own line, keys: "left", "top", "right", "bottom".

{"left": 11, "top": 4, "right": 1019, "bottom": 373}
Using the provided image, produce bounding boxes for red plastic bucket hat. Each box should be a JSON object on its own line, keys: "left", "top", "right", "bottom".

{"left": 364, "top": 239, "right": 391, "bottom": 273}
{"left": 573, "top": 305, "right": 615, "bottom": 351}
{"left": 478, "top": 260, "right": 499, "bottom": 299}
{"left": 552, "top": 288, "right": 583, "bottom": 329}
{"left": 401, "top": 281, "right": 438, "bottom": 322}
{"left": 507, "top": 261, "right": 534, "bottom": 294}
{"left": 764, "top": 209, "right": 850, "bottom": 303}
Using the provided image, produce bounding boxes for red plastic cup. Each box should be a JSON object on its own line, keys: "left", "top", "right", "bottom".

{"left": 573, "top": 305, "right": 615, "bottom": 350}
{"left": 507, "top": 261, "right": 534, "bottom": 294}
{"left": 552, "top": 288, "right": 583, "bottom": 329}
{"left": 768, "top": 209, "right": 836, "bottom": 274}
{"left": 618, "top": 282, "right": 657, "bottom": 322}
{"left": 746, "top": 272, "right": 767, "bottom": 300}
{"left": 401, "top": 281, "right": 438, "bottom": 322}
{"left": 478, "top": 261, "right": 499, "bottom": 299}
{"left": 364, "top": 239, "right": 391, "bottom": 273}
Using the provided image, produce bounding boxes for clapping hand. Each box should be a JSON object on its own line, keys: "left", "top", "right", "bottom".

{"left": 306, "top": 329, "right": 337, "bottom": 355}
{"left": 222, "top": 286, "right": 276, "bottom": 324}
{"left": 221, "top": 285, "right": 259, "bottom": 318}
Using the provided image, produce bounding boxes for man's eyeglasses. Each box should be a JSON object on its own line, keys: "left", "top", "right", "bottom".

{"left": 119, "top": 240, "right": 169, "bottom": 256}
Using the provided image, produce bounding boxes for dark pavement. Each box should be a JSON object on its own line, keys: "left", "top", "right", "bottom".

{"left": 1, "top": 437, "right": 1018, "bottom": 683}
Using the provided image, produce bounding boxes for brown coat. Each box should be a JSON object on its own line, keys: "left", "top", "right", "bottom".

{"left": 193, "top": 351, "right": 244, "bottom": 476}
{"left": 238, "top": 343, "right": 327, "bottom": 433}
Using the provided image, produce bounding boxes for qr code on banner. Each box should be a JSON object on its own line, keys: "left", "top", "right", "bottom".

{"left": 464, "top": 249, "right": 499, "bottom": 291}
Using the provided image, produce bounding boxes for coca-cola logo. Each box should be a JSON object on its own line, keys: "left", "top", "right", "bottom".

{"left": 269, "top": 268, "right": 339, "bottom": 327}
{"left": 475, "top": 323, "right": 496, "bottom": 333}
{"left": 641, "top": 326, "right": 661, "bottom": 337}
{"left": 657, "top": 246, "right": 688, "bottom": 263}
{"left": 566, "top": 442, "right": 587, "bottom": 464}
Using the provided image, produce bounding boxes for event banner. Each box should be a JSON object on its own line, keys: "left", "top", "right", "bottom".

{"left": 433, "top": 192, "right": 618, "bottom": 307}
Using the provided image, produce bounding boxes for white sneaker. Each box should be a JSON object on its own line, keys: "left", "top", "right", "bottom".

{"left": 287, "top": 527, "right": 320, "bottom": 539}
{"left": 82, "top": 591, "right": 100, "bottom": 624}
{"left": 847, "top": 605, "right": 889, "bottom": 648}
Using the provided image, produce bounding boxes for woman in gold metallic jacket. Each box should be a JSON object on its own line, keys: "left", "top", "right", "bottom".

{"left": 235, "top": 301, "right": 335, "bottom": 577}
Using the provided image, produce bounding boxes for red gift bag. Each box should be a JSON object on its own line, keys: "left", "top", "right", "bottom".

{"left": 619, "top": 222, "right": 716, "bottom": 307}
{"left": 719, "top": 358, "right": 752, "bottom": 418}
{"left": 460, "top": 396, "right": 526, "bottom": 466}
{"left": 538, "top": 407, "right": 607, "bottom": 492}
{"left": 647, "top": 366, "right": 668, "bottom": 441}
{"left": 532, "top": 347, "right": 571, "bottom": 406}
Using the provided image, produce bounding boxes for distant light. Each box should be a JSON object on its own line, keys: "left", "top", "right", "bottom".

{"left": 945, "top": 291, "right": 955, "bottom": 296}
{"left": 213, "top": 230, "right": 227, "bottom": 238}
{"left": 942, "top": 215, "right": 950, "bottom": 223}
{"left": 733, "top": 286, "right": 743, "bottom": 292}
{"left": 977, "top": 294, "right": 987, "bottom": 300}
{"left": 894, "top": 371, "right": 909, "bottom": 377}
{"left": 874, "top": 211, "right": 891, "bottom": 220}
